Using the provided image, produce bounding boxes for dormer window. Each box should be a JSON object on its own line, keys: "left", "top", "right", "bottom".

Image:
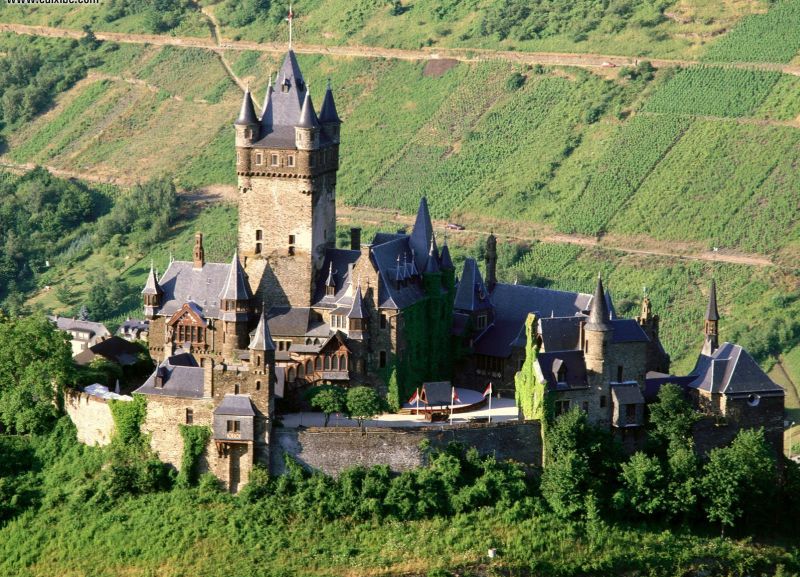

{"left": 227, "top": 420, "right": 241, "bottom": 433}
{"left": 557, "top": 365, "right": 567, "bottom": 383}
{"left": 282, "top": 82, "right": 289, "bottom": 93}
{"left": 476, "top": 314, "right": 487, "bottom": 330}
{"left": 326, "top": 285, "right": 335, "bottom": 296}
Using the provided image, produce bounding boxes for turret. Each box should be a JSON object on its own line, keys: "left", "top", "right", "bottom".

{"left": 584, "top": 274, "right": 614, "bottom": 373}
{"left": 439, "top": 241, "right": 455, "bottom": 292}
{"left": 259, "top": 77, "right": 273, "bottom": 132}
{"left": 348, "top": 284, "right": 366, "bottom": 339}
{"left": 193, "top": 232, "right": 205, "bottom": 270}
{"left": 324, "top": 263, "right": 336, "bottom": 296}
{"left": 249, "top": 308, "right": 275, "bottom": 373}
{"left": 485, "top": 232, "right": 497, "bottom": 293}
{"left": 142, "top": 262, "right": 162, "bottom": 319}
{"left": 702, "top": 279, "right": 719, "bottom": 356}
{"left": 423, "top": 237, "right": 442, "bottom": 296}
{"left": 319, "top": 79, "right": 341, "bottom": 144}
{"left": 295, "top": 90, "right": 320, "bottom": 151}
{"left": 234, "top": 87, "right": 259, "bottom": 148}
{"left": 219, "top": 250, "right": 253, "bottom": 361}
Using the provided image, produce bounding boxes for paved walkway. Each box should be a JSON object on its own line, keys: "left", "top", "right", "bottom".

{"left": 280, "top": 396, "right": 519, "bottom": 428}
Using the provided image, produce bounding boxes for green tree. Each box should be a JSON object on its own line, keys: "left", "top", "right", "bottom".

{"left": 649, "top": 383, "right": 698, "bottom": 447}
{"left": 346, "top": 387, "right": 385, "bottom": 428}
{"left": 701, "top": 428, "right": 776, "bottom": 534}
{"left": 0, "top": 314, "right": 73, "bottom": 434}
{"left": 613, "top": 452, "right": 666, "bottom": 516}
{"left": 311, "top": 386, "right": 346, "bottom": 427}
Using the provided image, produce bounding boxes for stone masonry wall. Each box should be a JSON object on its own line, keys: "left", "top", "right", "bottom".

{"left": 65, "top": 389, "right": 116, "bottom": 446}
{"left": 272, "top": 420, "right": 541, "bottom": 476}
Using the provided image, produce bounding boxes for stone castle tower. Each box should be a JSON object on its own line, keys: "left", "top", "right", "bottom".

{"left": 234, "top": 51, "right": 341, "bottom": 307}
{"left": 583, "top": 274, "right": 614, "bottom": 426}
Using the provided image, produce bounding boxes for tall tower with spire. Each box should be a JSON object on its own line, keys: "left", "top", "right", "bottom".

{"left": 702, "top": 279, "right": 719, "bottom": 356}
{"left": 235, "top": 40, "right": 341, "bottom": 308}
{"left": 583, "top": 274, "right": 615, "bottom": 425}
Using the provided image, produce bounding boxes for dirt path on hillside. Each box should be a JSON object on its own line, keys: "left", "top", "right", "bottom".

{"left": 86, "top": 71, "right": 192, "bottom": 102}
{"left": 337, "top": 205, "right": 776, "bottom": 268}
{"left": 3, "top": 21, "right": 800, "bottom": 76}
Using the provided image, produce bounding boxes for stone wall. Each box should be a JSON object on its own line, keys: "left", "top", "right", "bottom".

{"left": 272, "top": 420, "right": 541, "bottom": 476}
{"left": 65, "top": 389, "right": 116, "bottom": 446}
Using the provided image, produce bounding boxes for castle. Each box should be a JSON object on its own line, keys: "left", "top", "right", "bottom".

{"left": 133, "top": 49, "right": 785, "bottom": 491}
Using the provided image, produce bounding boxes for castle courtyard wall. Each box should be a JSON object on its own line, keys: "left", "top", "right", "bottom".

{"left": 65, "top": 389, "right": 116, "bottom": 446}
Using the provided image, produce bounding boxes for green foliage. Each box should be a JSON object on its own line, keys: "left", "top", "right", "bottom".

{"left": 345, "top": 386, "right": 386, "bottom": 427}
{"left": 613, "top": 452, "right": 666, "bottom": 516}
{"left": 177, "top": 425, "right": 211, "bottom": 488}
{"left": 514, "top": 314, "right": 549, "bottom": 422}
{"left": 309, "top": 386, "right": 347, "bottom": 426}
{"left": 648, "top": 383, "right": 699, "bottom": 447}
{"left": 505, "top": 71, "right": 526, "bottom": 91}
{"left": 703, "top": 0, "right": 800, "bottom": 64}
{"left": 642, "top": 67, "right": 780, "bottom": 118}
{"left": 386, "top": 366, "right": 400, "bottom": 412}
{"left": 99, "top": 0, "right": 200, "bottom": 34}
{"left": 109, "top": 394, "right": 147, "bottom": 447}
{"left": 0, "top": 315, "right": 73, "bottom": 434}
{"left": 701, "top": 428, "right": 776, "bottom": 533}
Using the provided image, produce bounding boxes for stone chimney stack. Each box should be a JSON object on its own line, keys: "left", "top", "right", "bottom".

{"left": 193, "top": 232, "right": 205, "bottom": 270}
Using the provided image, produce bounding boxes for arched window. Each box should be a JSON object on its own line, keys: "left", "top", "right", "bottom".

{"left": 306, "top": 338, "right": 312, "bottom": 345}
{"left": 298, "top": 363, "right": 305, "bottom": 378}
{"left": 324, "top": 356, "right": 331, "bottom": 370}
{"left": 314, "top": 338, "right": 320, "bottom": 345}
{"left": 315, "top": 357, "right": 322, "bottom": 371}
{"left": 305, "top": 360, "right": 313, "bottom": 376}
{"left": 340, "top": 355, "right": 347, "bottom": 371}
{"left": 288, "top": 367, "right": 296, "bottom": 381}
{"left": 332, "top": 356, "right": 339, "bottom": 371}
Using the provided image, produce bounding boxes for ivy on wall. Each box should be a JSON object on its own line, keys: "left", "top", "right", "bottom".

{"left": 109, "top": 395, "right": 147, "bottom": 446}
{"left": 177, "top": 425, "right": 212, "bottom": 488}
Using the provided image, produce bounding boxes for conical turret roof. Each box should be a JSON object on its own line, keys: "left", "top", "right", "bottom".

{"left": 348, "top": 285, "right": 366, "bottom": 319}
{"left": 410, "top": 197, "right": 434, "bottom": 271}
{"left": 424, "top": 238, "right": 440, "bottom": 274}
{"left": 440, "top": 242, "right": 454, "bottom": 270}
{"left": 249, "top": 308, "right": 275, "bottom": 351}
{"left": 234, "top": 87, "right": 258, "bottom": 126}
{"left": 586, "top": 274, "right": 612, "bottom": 332}
{"left": 706, "top": 279, "right": 719, "bottom": 321}
{"left": 319, "top": 79, "right": 341, "bottom": 124}
{"left": 142, "top": 263, "right": 162, "bottom": 295}
{"left": 297, "top": 90, "right": 320, "bottom": 128}
{"left": 259, "top": 78, "right": 274, "bottom": 129}
{"left": 219, "top": 250, "right": 252, "bottom": 302}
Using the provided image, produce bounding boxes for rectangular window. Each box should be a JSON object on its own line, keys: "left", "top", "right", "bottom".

{"left": 255, "top": 243, "right": 262, "bottom": 254}
{"left": 185, "top": 408, "right": 193, "bottom": 425}
{"left": 227, "top": 420, "right": 240, "bottom": 433}
{"left": 582, "top": 401, "right": 589, "bottom": 413}
{"left": 255, "top": 152, "right": 263, "bottom": 165}
{"left": 256, "top": 230, "right": 262, "bottom": 241}
{"left": 270, "top": 153, "right": 279, "bottom": 166}
{"left": 380, "top": 313, "right": 387, "bottom": 329}
{"left": 289, "top": 235, "right": 295, "bottom": 245}
{"left": 379, "top": 351, "right": 387, "bottom": 368}
{"left": 626, "top": 403, "right": 637, "bottom": 421}
{"left": 309, "top": 154, "right": 315, "bottom": 168}
{"left": 555, "top": 399, "right": 570, "bottom": 416}
{"left": 287, "top": 155, "right": 295, "bottom": 167}
{"left": 476, "top": 314, "right": 488, "bottom": 330}
{"left": 617, "top": 365, "right": 624, "bottom": 382}
{"left": 600, "top": 395, "right": 607, "bottom": 408}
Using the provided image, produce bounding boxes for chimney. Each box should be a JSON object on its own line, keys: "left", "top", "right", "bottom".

{"left": 193, "top": 232, "right": 205, "bottom": 269}
{"left": 350, "top": 227, "right": 361, "bottom": 251}
{"left": 203, "top": 358, "right": 214, "bottom": 398}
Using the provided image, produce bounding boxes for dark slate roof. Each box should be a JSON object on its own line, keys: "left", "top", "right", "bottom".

{"left": 424, "top": 239, "right": 441, "bottom": 274}
{"left": 118, "top": 318, "right": 149, "bottom": 332}
{"left": 453, "top": 258, "right": 492, "bottom": 312}
{"left": 234, "top": 88, "right": 258, "bottom": 126}
{"left": 536, "top": 350, "right": 588, "bottom": 391}
{"left": 259, "top": 80, "right": 273, "bottom": 129}
{"left": 370, "top": 236, "right": 427, "bottom": 310}
{"left": 372, "top": 232, "right": 406, "bottom": 246}
{"left": 267, "top": 307, "right": 311, "bottom": 337}
{"left": 409, "top": 197, "right": 434, "bottom": 272}
{"left": 49, "top": 316, "right": 110, "bottom": 339}
{"left": 214, "top": 394, "right": 255, "bottom": 416}
{"left": 612, "top": 384, "right": 645, "bottom": 405}
{"left": 605, "top": 289, "right": 617, "bottom": 320}
{"left": 473, "top": 283, "right": 592, "bottom": 358}
{"left": 157, "top": 260, "right": 231, "bottom": 319}
{"left": 610, "top": 319, "right": 650, "bottom": 344}
{"left": 76, "top": 336, "right": 142, "bottom": 366}
{"left": 706, "top": 279, "right": 719, "bottom": 321}
{"left": 319, "top": 81, "right": 340, "bottom": 124}
{"left": 688, "top": 342, "right": 784, "bottom": 398}
{"left": 253, "top": 50, "right": 313, "bottom": 148}
{"left": 421, "top": 381, "right": 452, "bottom": 406}
{"left": 219, "top": 250, "right": 252, "bottom": 303}
{"left": 297, "top": 90, "right": 320, "bottom": 128}
{"left": 643, "top": 374, "right": 697, "bottom": 403}
{"left": 440, "top": 243, "right": 454, "bottom": 270}
{"left": 249, "top": 309, "right": 276, "bottom": 351}
{"left": 348, "top": 285, "right": 366, "bottom": 319}
{"left": 538, "top": 316, "right": 582, "bottom": 351}
{"left": 135, "top": 356, "right": 204, "bottom": 399}
{"left": 142, "top": 264, "right": 162, "bottom": 296}
{"left": 586, "top": 275, "right": 612, "bottom": 332}
{"left": 452, "top": 312, "right": 469, "bottom": 336}
{"left": 313, "top": 248, "right": 361, "bottom": 306}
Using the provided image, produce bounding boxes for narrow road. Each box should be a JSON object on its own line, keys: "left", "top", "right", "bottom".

{"left": 2, "top": 21, "right": 800, "bottom": 76}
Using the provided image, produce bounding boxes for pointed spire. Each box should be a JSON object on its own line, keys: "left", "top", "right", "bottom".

{"left": 348, "top": 284, "right": 366, "bottom": 319}
{"left": 440, "top": 243, "right": 454, "bottom": 270}
{"left": 425, "top": 237, "right": 440, "bottom": 274}
{"left": 409, "top": 249, "right": 419, "bottom": 277}
{"left": 297, "top": 89, "right": 319, "bottom": 128}
{"left": 586, "top": 273, "right": 612, "bottom": 331}
{"left": 220, "top": 249, "right": 252, "bottom": 302}
{"left": 260, "top": 76, "right": 274, "bottom": 129}
{"left": 319, "top": 78, "right": 341, "bottom": 124}
{"left": 249, "top": 308, "right": 275, "bottom": 351}
{"left": 706, "top": 279, "right": 719, "bottom": 321}
{"left": 325, "top": 262, "right": 335, "bottom": 288}
{"left": 395, "top": 254, "right": 403, "bottom": 283}
{"left": 142, "top": 262, "right": 162, "bottom": 295}
{"left": 234, "top": 87, "right": 258, "bottom": 126}
{"left": 410, "top": 196, "right": 434, "bottom": 271}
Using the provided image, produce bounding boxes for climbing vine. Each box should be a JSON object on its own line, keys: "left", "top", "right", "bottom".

{"left": 177, "top": 424, "right": 212, "bottom": 488}
{"left": 109, "top": 395, "right": 147, "bottom": 446}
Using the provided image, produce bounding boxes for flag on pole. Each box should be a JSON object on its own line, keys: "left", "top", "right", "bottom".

{"left": 407, "top": 390, "right": 419, "bottom": 404}
{"left": 286, "top": 4, "right": 294, "bottom": 48}
{"left": 482, "top": 382, "right": 493, "bottom": 397}
{"left": 452, "top": 387, "right": 461, "bottom": 404}
{"left": 286, "top": 4, "right": 294, "bottom": 21}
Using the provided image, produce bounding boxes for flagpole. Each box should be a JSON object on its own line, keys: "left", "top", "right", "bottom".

{"left": 450, "top": 386, "right": 454, "bottom": 425}
{"left": 488, "top": 383, "right": 492, "bottom": 424}
{"left": 287, "top": 4, "right": 293, "bottom": 49}
{"left": 415, "top": 387, "right": 419, "bottom": 417}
